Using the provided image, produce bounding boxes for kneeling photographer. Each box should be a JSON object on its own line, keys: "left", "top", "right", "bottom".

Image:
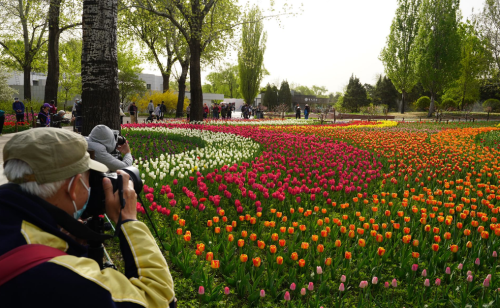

{"left": 86, "top": 125, "right": 133, "bottom": 172}
{"left": 50, "top": 110, "right": 71, "bottom": 128}
{"left": 0, "top": 128, "right": 176, "bottom": 307}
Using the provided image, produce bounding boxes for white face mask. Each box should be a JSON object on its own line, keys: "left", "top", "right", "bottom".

{"left": 67, "top": 176, "right": 91, "bottom": 219}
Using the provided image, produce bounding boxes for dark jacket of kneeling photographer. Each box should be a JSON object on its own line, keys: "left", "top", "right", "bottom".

{"left": 86, "top": 125, "right": 133, "bottom": 172}
{"left": 0, "top": 128, "right": 176, "bottom": 308}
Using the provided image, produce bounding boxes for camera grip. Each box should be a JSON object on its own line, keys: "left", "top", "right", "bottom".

{"left": 117, "top": 174, "right": 125, "bottom": 210}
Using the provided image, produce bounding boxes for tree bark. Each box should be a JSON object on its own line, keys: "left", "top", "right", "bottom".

{"left": 23, "top": 64, "right": 31, "bottom": 101}
{"left": 162, "top": 73, "right": 170, "bottom": 92}
{"left": 428, "top": 92, "right": 435, "bottom": 117}
{"left": 189, "top": 37, "right": 202, "bottom": 122}
{"left": 81, "top": 0, "right": 120, "bottom": 135}
{"left": 401, "top": 91, "right": 405, "bottom": 114}
{"left": 176, "top": 59, "right": 189, "bottom": 118}
{"left": 45, "top": 0, "right": 62, "bottom": 105}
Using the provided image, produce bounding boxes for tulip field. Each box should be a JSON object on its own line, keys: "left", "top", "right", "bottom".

{"left": 122, "top": 120, "right": 500, "bottom": 307}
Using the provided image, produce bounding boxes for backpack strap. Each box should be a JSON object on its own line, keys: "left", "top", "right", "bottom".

{"left": 0, "top": 244, "right": 67, "bottom": 286}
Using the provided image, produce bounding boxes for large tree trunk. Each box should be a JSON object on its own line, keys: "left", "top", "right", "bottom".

{"left": 188, "top": 37, "right": 203, "bottom": 122}
{"left": 176, "top": 60, "right": 189, "bottom": 118}
{"left": 81, "top": 0, "right": 120, "bottom": 135}
{"left": 162, "top": 72, "right": 170, "bottom": 92}
{"left": 45, "top": 0, "right": 61, "bottom": 106}
{"left": 428, "top": 92, "right": 435, "bottom": 117}
{"left": 23, "top": 64, "right": 31, "bottom": 101}
{"left": 401, "top": 91, "right": 405, "bottom": 114}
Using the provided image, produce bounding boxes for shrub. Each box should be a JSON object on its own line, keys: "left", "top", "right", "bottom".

{"left": 483, "top": 99, "right": 500, "bottom": 112}
{"left": 415, "top": 96, "right": 431, "bottom": 111}
{"left": 131, "top": 90, "right": 189, "bottom": 114}
{"left": 440, "top": 98, "right": 456, "bottom": 110}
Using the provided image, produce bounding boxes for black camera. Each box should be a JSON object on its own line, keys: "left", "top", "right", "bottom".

{"left": 85, "top": 166, "right": 143, "bottom": 217}
{"left": 113, "top": 130, "right": 127, "bottom": 146}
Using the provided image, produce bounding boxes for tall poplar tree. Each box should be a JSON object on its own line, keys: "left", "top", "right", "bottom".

{"left": 380, "top": 0, "right": 421, "bottom": 114}
{"left": 238, "top": 6, "right": 267, "bottom": 106}
{"left": 411, "top": 0, "right": 461, "bottom": 117}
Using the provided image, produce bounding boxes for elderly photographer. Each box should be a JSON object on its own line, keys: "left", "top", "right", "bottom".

{"left": 51, "top": 110, "right": 71, "bottom": 128}
{"left": 86, "top": 125, "right": 133, "bottom": 172}
{"left": 0, "top": 128, "right": 176, "bottom": 307}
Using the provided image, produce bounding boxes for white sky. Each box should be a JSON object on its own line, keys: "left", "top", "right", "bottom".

{"left": 143, "top": 0, "right": 483, "bottom": 94}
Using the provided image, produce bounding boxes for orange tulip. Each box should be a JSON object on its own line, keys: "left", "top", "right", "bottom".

{"left": 335, "top": 239, "right": 342, "bottom": 247}
{"left": 432, "top": 244, "right": 439, "bottom": 252}
{"left": 250, "top": 233, "right": 257, "bottom": 241}
{"left": 257, "top": 240, "right": 266, "bottom": 250}
{"left": 358, "top": 239, "right": 366, "bottom": 247}
{"left": 176, "top": 228, "right": 183, "bottom": 235}
{"left": 179, "top": 219, "right": 186, "bottom": 226}
{"left": 276, "top": 256, "right": 284, "bottom": 265}
{"left": 206, "top": 252, "right": 214, "bottom": 261}
{"left": 450, "top": 245, "right": 458, "bottom": 253}
{"left": 312, "top": 235, "right": 319, "bottom": 242}
{"left": 279, "top": 239, "right": 286, "bottom": 247}
{"left": 377, "top": 247, "right": 386, "bottom": 256}
{"left": 345, "top": 251, "right": 352, "bottom": 259}
{"left": 301, "top": 242, "right": 309, "bottom": 250}
{"left": 317, "top": 244, "right": 324, "bottom": 253}
{"left": 270, "top": 245, "right": 277, "bottom": 254}
{"left": 241, "top": 230, "right": 248, "bottom": 238}
{"left": 184, "top": 234, "right": 191, "bottom": 242}
{"left": 211, "top": 260, "right": 220, "bottom": 269}
{"left": 411, "top": 252, "right": 420, "bottom": 258}
{"left": 271, "top": 233, "right": 279, "bottom": 241}
{"left": 237, "top": 239, "right": 245, "bottom": 247}
{"left": 207, "top": 220, "right": 213, "bottom": 227}
{"left": 298, "top": 259, "right": 306, "bottom": 267}
{"left": 325, "top": 257, "right": 332, "bottom": 266}
{"left": 291, "top": 252, "right": 298, "bottom": 260}
{"left": 252, "top": 257, "right": 261, "bottom": 267}
{"left": 240, "top": 254, "right": 248, "bottom": 262}
{"left": 197, "top": 243, "right": 205, "bottom": 252}
{"left": 228, "top": 234, "right": 234, "bottom": 242}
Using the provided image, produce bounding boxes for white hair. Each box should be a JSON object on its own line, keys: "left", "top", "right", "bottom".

{"left": 4, "top": 159, "right": 66, "bottom": 199}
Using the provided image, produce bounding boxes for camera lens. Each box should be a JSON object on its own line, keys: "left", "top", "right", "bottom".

{"left": 116, "top": 136, "right": 126, "bottom": 146}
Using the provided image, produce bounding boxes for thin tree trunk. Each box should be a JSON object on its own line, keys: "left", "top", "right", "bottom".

{"left": 23, "top": 64, "right": 31, "bottom": 101}
{"left": 189, "top": 38, "right": 202, "bottom": 122}
{"left": 176, "top": 60, "right": 189, "bottom": 118}
{"left": 45, "top": 0, "right": 61, "bottom": 105}
{"left": 428, "top": 92, "right": 435, "bottom": 117}
{"left": 81, "top": 0, "right": 120, "bottom": 135}
{"left": 461, "top": 83, "right": 467, "bottom": 111}
{"left": 401, "top": 91, "right": 405, "bottom": 114}
{"left": 162, "top": 73, "right": 170, "bottom": 92}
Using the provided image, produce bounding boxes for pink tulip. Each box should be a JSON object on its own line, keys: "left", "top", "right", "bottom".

{"left": 392, "top": 279, "right": 397, "bottom": 288}
{"left": 316, "top": 266, "right": 323, "bottom": 275}
{"left": 487, "top": 274, "right": 492, "bottom": 281}
{"left": 341, "top": 275, "right": 346, "bottom": 282}
{"left": 339, "top": 283, "right": 345, "bottom": 292}
{"left": 360, "top": 281, "right": 368, "bottom": 289}
{"left": 384, "top": 282, "right": 390, "bottom": 288}
{"left": 224, "top": 287, "right": 230, "bottom": 295}
{"left": 475, "top": 258, "right": 481, "bottom": 266}
{"left": 422, "top": 269, "right": 427, "bottom": 277}
{"left": 260, "top": 289, "right": 265, "bottom": 297}
{"left": 198, "top": 286, "right": 205, "bottom": 295}
{"left": 284, "top": 291, "right": 291, "bottom": 301}
{"left": 301, "top": 288, "right": 306, "bottom": 295}
{"left": 467, "top": 275, "right": 473, "bottom": 282}
{"left": 467, "top": 270, "right": 472, "bottom": 276}
{"left": 458, "top": 263, "right": 463, "bottom": 270}
{"left": 290, "top": 283, "right": 296, "bottom": 291}
{"left": 411, "top": 264, "right": 418, "bottom": 271}
{"left": 435, "top": 278, "right": 441, "bottom": 286}
{"left": 484, "top": 279, "right": 490, "bottom": 287}
{"left": 372, "top": 277, "right": 378, "bottom": 285}
{"left": 308, "top": 282, "right": 314, "bottom": 291}
{"left": 445, "top": 267, "right": 451, "bottom": 274}
{"left": 493, "top": 251, "right": 498, "bottom": 258}
{"left": 424, "top": 279, "right": 430, "bottom": 287}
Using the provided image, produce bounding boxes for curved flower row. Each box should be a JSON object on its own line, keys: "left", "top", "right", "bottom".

{"left": 124, "top": 127, "right": 261, "bottom": 180}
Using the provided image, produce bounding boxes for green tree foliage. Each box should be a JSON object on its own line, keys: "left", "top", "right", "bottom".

{"left": 262, "top": 83, "right": 278, "bottom": 109}
{"left": 291, "top": 84, "right": 329, "bottom": 97}
{"left": 0, "top": 0, "right": 50, "bottom": 101}
{"left": 238, "top": 6, "right": 267, "bottom": 105}
{"left": 440, "top": 98, "right": 457, "bottom": 110}
{"left": 206, "top": 63, "right": 241, "bottom": 98}
{"left": 343, "top": 75, "right": 370, "bottom": 112}
{"left": 477, "top": 0, "right": 500, "bottom": 74}
{"left": 411, "top": 0, "right": 462, "bottom": 117}
{"left": 58, "top": 39, "right": 82, "bottom": 106}
{"left": 374, "top": 76, "right": 400, "bottom": 111}
{"left": 415, "top": 96, "right": 431, "bottom": 110}
{"left": 278, "top": 80, "right": 292, "bottom": 106}
{"left": 0, "top": 67, "right": 17, "bottom": 102}
{"left": 118, "top": 43, "right": 147, "bottom": 105}
{"left": 483, "top": 98, "right": 500, "bottom": 111}
{"left": 380, "top": 0, "right": 421, "bottom": 114}
{"left": 443, "top": 19, "right": 491, "bottom": 109}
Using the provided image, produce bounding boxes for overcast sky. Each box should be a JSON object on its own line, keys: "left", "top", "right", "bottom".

{"left": 143, "top": 0, "right": 484, "bottom": 94}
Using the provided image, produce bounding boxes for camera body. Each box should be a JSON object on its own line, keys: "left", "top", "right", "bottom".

{"left": 84, "top": 166, "right": 142, "bottom": 217}
{"left": 110, "top": 130, "right": 127, "bottom": 160}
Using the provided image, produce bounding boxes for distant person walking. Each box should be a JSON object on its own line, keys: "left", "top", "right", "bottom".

{"left": 203, "top": 104, "right": 209, "bottom": 119}
{"left": 186, "top": 103, "right": 191, "bottom": 121}
{"left": 295, "top": 104, "right": 301, "bottom": 119}
{"left": 0, "top": 108, "right": 5, "bottom": 136}
{"left": 12, "top": 98, "right": 25, "bottom": 122}
{"left": 147, "top": 100, "right": 154, "bottom": 121}
{"left": 304, "top": 104, "right": 310, "bottom": 119}
{"left": 128, "top": 102, "right": 138, "bottom": 124}
{"left": 160, "top": 101, "right": 167, "bottom": 120}
{"left": 155, "top": 104, "right": 161, "bottom": 121}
